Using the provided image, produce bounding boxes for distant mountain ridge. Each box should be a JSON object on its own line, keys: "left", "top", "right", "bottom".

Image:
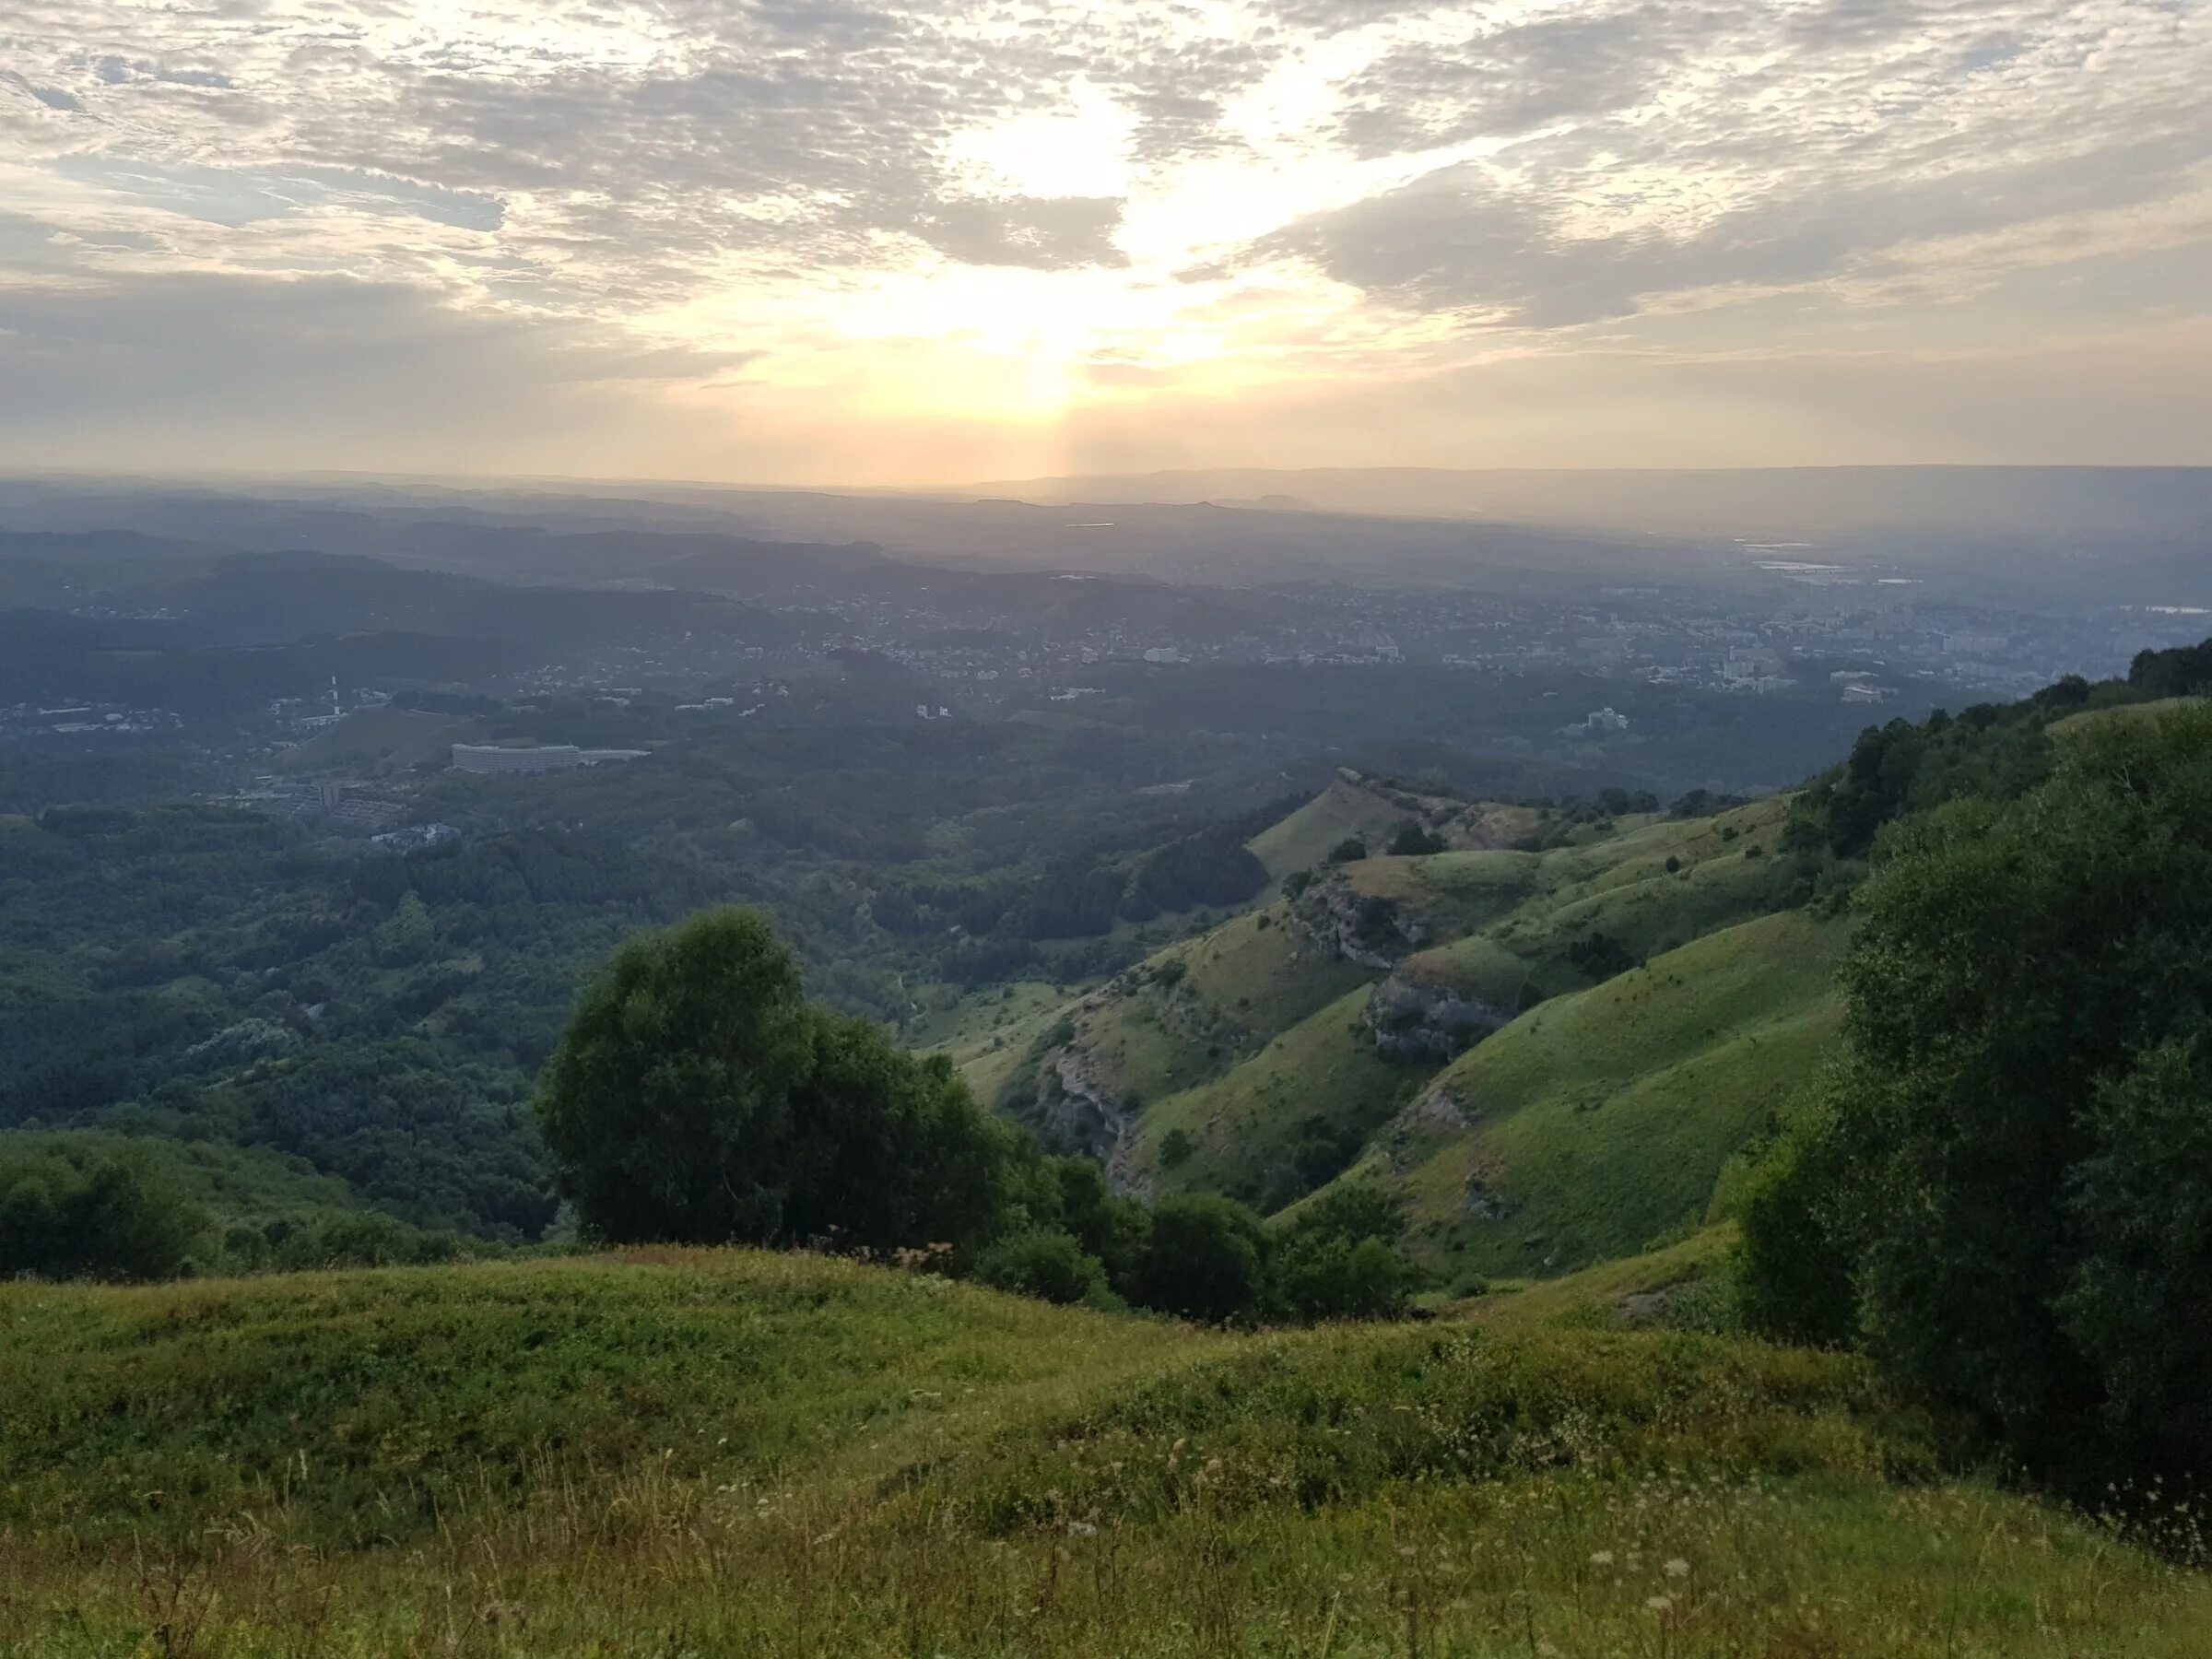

{"left": 970, "top": 465, "right": 2212, "bottom": 540}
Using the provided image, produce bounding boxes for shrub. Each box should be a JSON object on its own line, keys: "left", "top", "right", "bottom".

{"left": 1745, "top": 707, "right": 2212, "bottom": 1487}
{"left": 1041, "top": 1157, "right": 1149, "bottom": 1290}
{"left": 1566, "top": 932, "right": 1640, "bottom": 981}
{"left": 1270, "top": 1186, "right": 1421, "bottom": 1324}
{"left": 1158, "top": 1127, "right": 1194, "bottom": 1169}
{"left": 1387, "top": 822, "right": 1447, "bottom": 856}
{"left": 1133, "top": 1195, "right": 1271, "bottom": 1324}
{"left": 267, "top": 1212, "right": 465, "bottom": 1271}
{"left": 0, "top": 1144, "right": 207, "bottom": 1281}
{"left": 974, "top": 1230, "right": 1112, "bottom": 1307}
{"left": 1325, "top": 837, "right": 1368, "bottom": 865}
{"left": 1735, "top": 1109, "right": 1857, "bottom": 1348}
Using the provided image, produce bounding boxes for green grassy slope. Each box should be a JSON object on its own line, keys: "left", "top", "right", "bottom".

{"left": 1327, "top": 795, "right": 1798, "bottom": 987}
{"left": 982, "top": 904, "right": 1375, "bottom": 1130}
{"left": 1245, "top": 769, "right": 1541, "bottom": 877}
{"left": 2048, "top": 694, "right": 2206, "bottom": 740}
{"left": 917, "top": 979, "right": 1074, "bottom": 1105}
{"left": 1131, "top": 985, "right": 1423, "bottom": 1206}
{"left": 990, "top": 785, "right": 1827, "bottom": 1263}
{"left": 2, "top": 1249, "right": 2206, "bottom": 1656}
{"left": 1327, "top": 909, "right": 1848, "bottom": 1281}
{"left": 276, "top": 703, "right": 478, "bottom": 773}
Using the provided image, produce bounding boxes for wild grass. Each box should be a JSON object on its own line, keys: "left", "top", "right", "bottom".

{"left": 1047, "top": 906, "right": 1373, "bottom": 1114}
{"left": 5, "top": 1251, "right": 2210, "bottom": 1658}
{"left": 3, "top": 1250, "right": 2207, "bottom": 1655}
{"left": 1246, "top": 775, "right": 1428, "bottom": 877}
{"left": 1135, "top": 985, "right": 1418, "bottom": 1200}
{"left": 1319, "top": 912, "right": 1848, "bottom": 1277}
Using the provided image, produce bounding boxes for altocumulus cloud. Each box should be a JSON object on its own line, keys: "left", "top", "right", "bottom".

{"left": 0, "top": 0, "right": 2205, "bottom": 473}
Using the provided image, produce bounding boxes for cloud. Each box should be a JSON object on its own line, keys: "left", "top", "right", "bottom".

{"left": 51, "top": 157, "right": 505, "bottom": 232}
{"left": 1258, "top": 136, "right": 2212, "bottom": 330}
{"left": 0, "top": 0, "right": 2204, "bottom": 476}
{"left": 1336, "top": 5, "right": 1710, "bottom": 159}
{"left": 915, "top": 195, "right": 1127, "bottom": 269}
{"left": 1243, "top": 0, "right": 2212, "bottom": 331}
{"left": 0, "top": 271, "right": 757, "bottom": 473}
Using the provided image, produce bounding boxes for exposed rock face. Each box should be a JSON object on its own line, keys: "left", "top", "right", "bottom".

{"left": 183, "top": 1018, "right": 301, "bottom": 1064}
{"left": 1363, "top": 974, "right": 1510, "bottom": 1062}
{"left": 1041, "top": 1046, "right": 1119, "bottom": 1158}
{"left": 1371, "top": 1080, "right": 1476, "bottom": 1175}
{"left": 1038, "top": 1046, "right": 1150, "bottom": 1199}
{"left": 1463, "top": 1177, "right": 1516, "bottom": 1223}
{"left": 1285, "top": 869, "right": 1427, "bottom": 969}
{"left": 1404, "top": 1085, "right": 1471, "bottom": 1135}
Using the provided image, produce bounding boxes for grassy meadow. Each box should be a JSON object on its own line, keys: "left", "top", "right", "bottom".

{"left": 3, "top": 1245, "right": 2207, "bottom": 1657}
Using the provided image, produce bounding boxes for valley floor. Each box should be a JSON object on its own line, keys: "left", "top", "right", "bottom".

{"left": 3, "top": 1247, "right": 2207, "bottom": 1657}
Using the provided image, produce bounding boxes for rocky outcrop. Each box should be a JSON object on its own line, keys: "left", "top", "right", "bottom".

{"left": 1362, "top": 974, "right": 1510, "bottom": 1062}
{"left": 1037, "top": 1045, "right": 1150, "bottom": 1199}
{"left": 1039, "top": 1046, "right": 1119, "bottom": 1158}
{"left": 1462, "top": 1177, "right": 1516, "bottom": 1223}
{"left": 1369, "top": 1079, "right": 1477, "bottom": 1175}
{"left": 1285, "top": 869, "right": 1429, "bottom": 969}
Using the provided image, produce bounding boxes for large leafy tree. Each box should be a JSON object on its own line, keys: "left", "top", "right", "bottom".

{"left": 1761, "top": 707, "right": 2212, "bottom": 1480}
{"left": 536, "top": 907, "right": 1013, "bottom": 1250}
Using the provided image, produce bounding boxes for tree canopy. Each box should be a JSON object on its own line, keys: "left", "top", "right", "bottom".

{"left": 535, "top": 907, "right": 1016, "bottom": 1252}
{"left": 1743, "top": 705, "right": 2212, "bottom": 1487}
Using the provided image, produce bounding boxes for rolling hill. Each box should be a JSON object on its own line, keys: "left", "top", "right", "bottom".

{"left": 982, "top": 776, "right": 1829, "bottom": 1266}
{"left": 2, "top": 1245, "right": 2204, "bottom": 1655}
{"left": 1243, "top": 767, "right": 1541, "bottom": 878}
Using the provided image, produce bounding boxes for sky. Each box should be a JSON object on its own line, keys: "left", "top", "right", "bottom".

{"left": 1, "top": 0, "right": 2207, "bottom": 485}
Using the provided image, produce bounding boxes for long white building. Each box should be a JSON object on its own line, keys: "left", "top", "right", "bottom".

{"left": 450, "top": 744, "right": 583, "bottom": 774}
{"left": 450, "top": 744, "right": 648, "bottom": 774}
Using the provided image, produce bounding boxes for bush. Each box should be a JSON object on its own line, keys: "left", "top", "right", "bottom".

{"left": 1566, "top": 932, "right": 1640, "bottom": 981}
{"left": 1387, "top": 822, "right": 1447, "bottom": 856}
{"left": 1277, "top": 1236, "right": 1417, "bottom": 1323}
{"left": 1132, "top": 1194, "right": 1272, "bottom": 1324}
{"left": 1735, "top": 1109, "right": 1857, "bottom": 1347}
{"left": 2056, "top": 1029, "right": 2212, "bottom": 1481}
{"left": 1158, "top": 1127, "right": 1194, "bottom": 1169}
{"left": 0, "top": 1144, "right": 207, "bottom": 1281}
{"left": 1325, "top": 837, "right": 1367, "bottom": 865}
{"left": 974, "top": 1230, "right": 1112, "bottom": 1307}
{"left": 1040, "top": 1157, "right": 1150, "bottom": 1290}
{"left": 266, "top": 1212, "right": 465, "bottom": 1271}
{"left": 1273, "top": 1186, "right": 1421, "bottom": 1324}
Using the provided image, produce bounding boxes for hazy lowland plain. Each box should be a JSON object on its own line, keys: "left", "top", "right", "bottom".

{"left": 3, "top": 469, "right": 2212, "bottom": 1654}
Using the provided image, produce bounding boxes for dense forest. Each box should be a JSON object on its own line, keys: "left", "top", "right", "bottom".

{"left": 4, "top": 639, "right": 2208, "bottom": 1295}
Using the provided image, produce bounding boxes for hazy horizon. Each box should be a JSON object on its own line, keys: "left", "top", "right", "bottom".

{"left": 5, "top": 0, "right": 2208, "bottom": 483}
